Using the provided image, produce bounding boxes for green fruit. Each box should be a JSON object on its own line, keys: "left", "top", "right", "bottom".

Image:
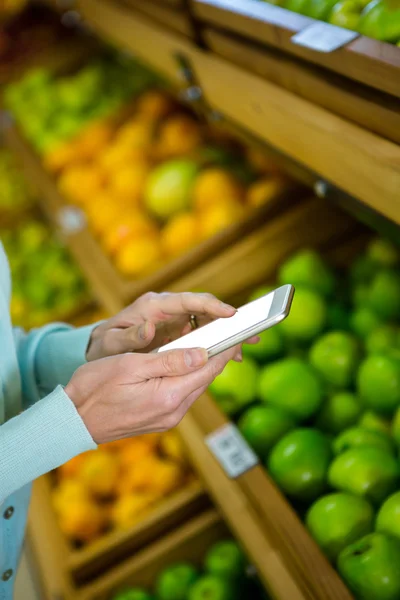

{"left": 145, "top": 159, "right": 198, "bottom": 220}
{"left": 188, "top": 575, "right": 235, "bottom": 600}
{"left": 279, "top": 249, "right": 335, "bottom": 297}
{"left": 326, "top": 302, "right": 350, "bottom": 331}
{"left": 350, "top": 307, "right": 383, "bottom": 339}
{"left": 284, "top": 0, "right": 311, "bottom": 16}
{"left": 112, "top": 589, "right": 154, "bottom": 600}
{"left": 376, "top": 492, "right": 400, "bottom": 542}
{"left": 357, "top": 355, "right": 400, "bottom": 417}
{"left": 333, "top": 427, "right": 394, "bottom": 456}
{"left": 328, "top": 446, "right": 399, "bottom": 505}
{"left": 209, "top": 358, "right": 259, "bottom": 416}
{"left": 156, "top": 564, "right": 199, "bottom": 600}
{"left": 367, "top": 271, "right": 400, "bottom": 320}
{"left": 281, "top": 287, "right": 327, "bottom": 343}
{"left": 309, "top": 331, "right": 360, "bottom": 388}
{"left": 350, "top": 255, "right": 378, "bottom": 284}
{"left": 316, "top": 393, "right": 362, "bottom": 435}
{"left": 204, "top": 540, "right": 246, "bottom": 580}
{"left": 242, "top": 326, "right": 285, "bottom": 362}
{"left": 306, "top": 493, "right": 374, "bottom": 562}
{"left": 306, "top": 0, "right": 338, "bottom": 17}
{"left": 238, "top": 405, "right": 295, "bottom": 458}
{"left": 268, "top": 428, "right": 332, "bottom": 503}
{"left": 338, "top": 533, "right": 400, "bottom": 600}
{"left": 328, "top": 0, "right": 362, "bottom": 29}
{"left": 359, "top": 411, "right": 391, "bottom": 435}
{"left": 359, "top": 0, "right": 400, "bottom": 42}
{"left": 367, "top": 238, "right": 399, "bottom": 267}
{"left": 258, "top": 358, "right": 323, "bottom": 422}
{"left": 391, "top": 407, "right": 400, "bottom": 447}
{"left": 366, "top": 325, "right": 399, "bottom": 355}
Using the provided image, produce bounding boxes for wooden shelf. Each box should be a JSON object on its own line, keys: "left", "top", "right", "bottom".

{"left": 191, "top": 0, "right": 400, "bottom": 99}
{"left": 28, "top": 476, "right": 208, "bottom": 600}
{"left": 78, "top": 0, "right": 400, "bottom": 226}
{"left": 119, "top": 0, "right": 195, "bottom": 38}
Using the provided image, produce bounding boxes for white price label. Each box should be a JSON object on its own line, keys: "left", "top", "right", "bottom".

{"left": 57, "top": 206, "right": 86, "bottom": 234}
{"left": 292, "top": 22, "right": 358, "bottom": 53}
{"left": 205, "top": 423, "right": 259, "bottom": 478}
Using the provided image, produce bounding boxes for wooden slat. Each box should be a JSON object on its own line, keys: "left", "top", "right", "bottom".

{"left": 121, "top": 0, "right": 193, "bottom": 37}
{"left": 204, "top": 29, "right": 400, "bottom": 146}
{"left": 192, "top": 0, "right": 400, "bottom": 98}
{"left": 78, "top": 0, "right": 400, "bottom": 225}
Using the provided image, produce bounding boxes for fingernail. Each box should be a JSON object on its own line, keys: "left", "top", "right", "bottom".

{"left": 139, "top": 322, "right": 149, "bottom": 340}
{"left": 221, "top": 301, "right": 236, "bottom": 313}
{"left": 235, "top": 351, "right": 242, "bottom": 362}
{"left": 185, "top": 348, "right": 208, "bottom": 367}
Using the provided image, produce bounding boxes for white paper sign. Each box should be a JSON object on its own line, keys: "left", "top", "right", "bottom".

{"left": 292, "top": 22, "right": 359, "bottom": 53}
{"left": 206, "top": 423, "right": 259, "bottom": 478}
{"left": 57, "top": 206, "right": 86, "bottom": 234}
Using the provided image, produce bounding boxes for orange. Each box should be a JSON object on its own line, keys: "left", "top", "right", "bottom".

{"left": 59, "top": 500, "right": 106, "bottom": 543}
{"left": 52, "top": 480, "right": 89, "bottom": 516}
{"left": 193, "top": 168, "right": 244, "bottom": 210}
{"left": 118, "top": 456, "right": 161, "bottom": 493}
{"left": 246, "top": 146, "right": 279, "bottom": 175}
{"left": 108, "top": 160, "right": 150, "bottom": 204}
{"left": 148, "top": 458, "right": 184, "bottom": 495}
{"left": 114, "top": 119, "right": 155, "bottom": 151}
{"left": 115, "top": 236, "right": 163, "bottom": 278}
{"left": 119, "top": 439, "right": 155, "bottom": 472}
{"left": 136, "top": 89, "right": 175, "bottom": 121}
{"left": 159, "top": 431, "right": 188, "bottom": 465}
{"left": 100, "top": 439, "right": 131, "bottom": 453}
{"left": 102, "top": 213, "right": 158, "bottom": 256}
{"left": 98, "top": 143, "right": 145, "bottom": 173}
{"left": 155, "top": 115, "right": 203, "bottom": 158}
{"left": 199, "top": 199, "right": 245, "bottom": 239}
{"left": 43, "top": 141, "right": 78, "bottom": 173}
{"left": 110, "top": 493, "right": 157, "bottom": 529}
{"left": 247, "top": 177, "right": 287, "bottom": 208}
{"left": 58, "top": 165, "right": 106, "bottom": 206}
{"left": 79, "top": 449, "right": 120, "bottom": 499}
{"left": 73, "top": 121, "right": 114, "bottom": 161}
{"left": 86, "top": 195, "right": 124, "bottom": 236}
{"left": 58, "top": 454, "right": 85, "bottom": 479}
{"left": 160, "top": 212, "right": 199, "bottom": 258}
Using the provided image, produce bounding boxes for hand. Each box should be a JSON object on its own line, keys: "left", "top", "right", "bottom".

{"left": 86, "top": 292, "right": 241, "bottom": 361}
{"left": 66, "top": 346, "right": 237, "bottom": 443}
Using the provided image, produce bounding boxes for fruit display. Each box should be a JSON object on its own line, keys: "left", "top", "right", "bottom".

{"left": 260, "top": 0, "right": 400, "bottom": 42}
{"left": 41, "top": 86, "right": 285, "bottom": 279}
{"left": 52, "top": 432, "right": 195, "bottom": 546}
{"left": 209, "top": 237, "right": 400, "bottom": 599}
{"left": 110, "top": 538, "right": 268, "bottom": 600}
{"left": 4, "top": 53, "right": 158, "bottom": 155}
{"left": 0, "top": 146, "right": 32, "bottom": 215}
{"left": 1, "top": 219, "right": 87, "bottom": 328}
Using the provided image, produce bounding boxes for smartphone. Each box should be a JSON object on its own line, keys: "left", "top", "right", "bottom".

{"left": 156, "top": 284, "right": 294, "bottom": 358}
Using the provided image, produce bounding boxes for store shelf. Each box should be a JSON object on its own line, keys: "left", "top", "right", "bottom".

{"left": 191, "top": 0, "right": 400, "bottom": 99}
{"left": 78, "top": 0, "right": 400, "bottom": 226}
{"left": 28, "top": 476, "right": 208, "bottom": 600}
{"left": 121, "top": 0, "right": 195, "bottom": 38}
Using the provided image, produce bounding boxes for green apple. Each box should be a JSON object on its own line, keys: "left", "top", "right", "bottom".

{"left": 350, "top": 254, "right": 378, "bottom": 284}
{"left": 357, "top": 354, "right": 400, "bottom": 417}
{"left": 306, "top": 0, "right": 338, "bottom": 18}
{"left": 284, "top": 0, "right": 311, "bottom": 14}
{"left": 315, "top": 393, "right": 362, "bottom": 435}
{"left": 306, "top": 492, "right": 374, "bottom": 562}
{"left": 268, "top": 428, "right": 332, "bottom": 503}
{"left": 243, "top": 326, "right": 285, "bottom": 362}
{"left": 188, "top": 575, "right": 235, "bottom": 600}
{"left": 204, "top": 540, "right": 246, "bottom": 580}
{"left": 350, "top": 307, "right": 383, "bottom": 339}
{"left": 367, "top": 271, "right": 400, "bottom": 320}
{"left": 209, "top": 358, "right": 259, "bottom": 416}
{"left": 112, "top": 589, "right": 154, "bottom": 600}
{"left": 338, "top": 533, "right": 400, "bottom": 600}
{"left": 328, "top": 446, "right": 399, "bottom": 505}
{"left": 281, "top": 287, "right": 327, "bottom": 343}
{"left": 278, "top": 249, "right": 335, "bottom": 297}
{"left": 238, "top": 405, "right": 295, "bottom": 458}
{"left": 156, "top": 563, "right": 199, "bottom": 600}
{"left": 352, "top": 283, "right": 370, "bottom": 307}
{"left": 359, "top": 0, "right": 400, "bottom": 42}
{"left": 309, "top": 331, "right": 360, "bottom": 388}
{"left": 392, "top": 407, "right": 400, "bottom": 447}
{"left": 367, "top": 238, "right": 399, "bottom": 268}
{"left": 376, "top": 492, "right": 400, "bottom": 542}
{"left": 359, "top": 411, "right": 391, "bottom": 435}
{"left": 328, "top": 0, "right": 362, "bottom": 30}
{"left": 366, "top": 325, "right": 399, "bottom": 355}
{"left": 258, "top": 358, "right": 323, "bottom": 421}
{"left": 332, "top": 426, "right": 394, "bottom": 455}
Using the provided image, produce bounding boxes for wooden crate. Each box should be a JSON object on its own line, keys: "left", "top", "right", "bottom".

{"left": 118, "top": 0, "right": 196, "bottom": 39}
{"left": 190, "top": 0, "right": 400, "bottom": 98}
{"left": 78, "top": 510, "right": 231, "bottom": 600}
{"left": 28, "top": 476, "right": 209, "bottom": 600}
{"left": 77, "top": 0, "right": 400, "bottom": 226}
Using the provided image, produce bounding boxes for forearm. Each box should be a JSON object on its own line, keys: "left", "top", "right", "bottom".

{"left": 0, "top": 385, "right": 96, "bottom": 504}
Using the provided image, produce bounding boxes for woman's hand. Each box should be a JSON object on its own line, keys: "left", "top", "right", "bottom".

{"left": 66, "top": 345, "right": 237, "bottom": 443}
{"left": 86, "top": 292, "right": 243, "bottom": 361}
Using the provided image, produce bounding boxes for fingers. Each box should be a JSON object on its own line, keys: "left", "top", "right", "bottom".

{"left": 103, "top": 321, "right": 156, "bottom": 355}
{"left": 145, "top": 292, "right": 236, "bottom": 321}
{"left": 143, "top": 347, "right": 208, "bottom": 378}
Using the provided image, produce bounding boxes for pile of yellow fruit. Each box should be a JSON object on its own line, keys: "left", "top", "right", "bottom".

{"left": 44, "top": 89, "right": 286, "bottom": 279}
{"left": 52, "top": 431, "right": 193, "bottom": 546}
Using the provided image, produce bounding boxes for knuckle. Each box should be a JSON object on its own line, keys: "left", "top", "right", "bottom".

{"left": 163, "top": 389, "right": 181, "bottom": 414}
{"left": 141, "top": 291, "right": 158, "bottom": 304}
{"left": 163, "top": 351, "right": 181, "bottom": 373}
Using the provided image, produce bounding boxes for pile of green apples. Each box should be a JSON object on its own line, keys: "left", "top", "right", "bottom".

{"left": 3, "top": 52, "right": 158, "bottom": 155}
{"left": 0, "top": 148, "right": 31, "bottom": 213}
{"left": 262, "top": 0, "right": 400, "bottom": 44}
{"left": 210, "top": 237, "right": 400, "bottom": 600}
{"left": 111, "top": 539, "right": 268, "bottom": 600}
{"left": 1, "top": 219, "right": 87, "bottom": 328}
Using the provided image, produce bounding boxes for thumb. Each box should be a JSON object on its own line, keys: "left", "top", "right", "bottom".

{"left": 105, "top": 321, "right": 156, "bottom": 355}
{"left": 144, "top": 347, "right": 208, "bottom": 379}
